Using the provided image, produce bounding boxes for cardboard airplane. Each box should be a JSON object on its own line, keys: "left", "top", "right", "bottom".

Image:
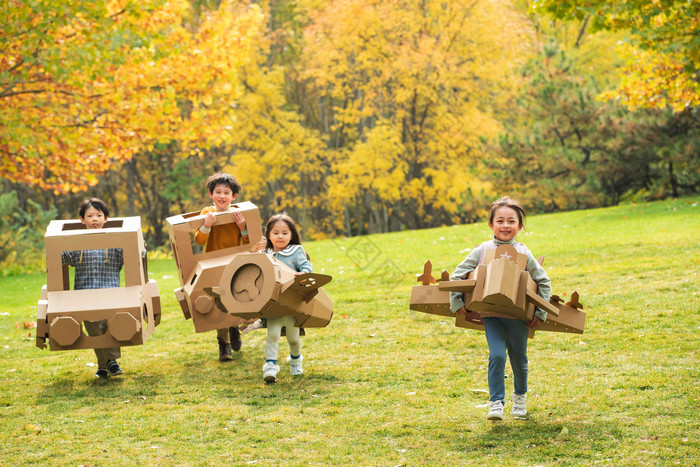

{"left": 165, "top": 202, "right": 332, "bottom": 332}
{"left": 410, "top": 244, "right": 586, "bottom": 338}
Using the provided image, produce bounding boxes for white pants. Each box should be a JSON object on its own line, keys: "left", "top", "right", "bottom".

{"left": 265, "top": 315, "right": 301, "bottom": 361}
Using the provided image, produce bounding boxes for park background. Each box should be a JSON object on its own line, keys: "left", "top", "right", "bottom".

{"left": 1, "top": 0, "right": 698, "bottom": 275}
{"left": 0, "top": 0, "right": 698, "bottom": 464}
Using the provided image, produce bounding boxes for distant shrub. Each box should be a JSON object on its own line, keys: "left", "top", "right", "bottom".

{"left": 0, "top": 191, "right": 57, "bottom": 276}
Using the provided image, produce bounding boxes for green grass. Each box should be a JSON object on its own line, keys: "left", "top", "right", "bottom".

{"left": 1, "top": 197, "right": 699, "bottom": 465}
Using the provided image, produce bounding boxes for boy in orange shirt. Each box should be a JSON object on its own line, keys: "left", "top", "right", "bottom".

{"left": 195, "top": 173, "right": 249, "bottom": 361}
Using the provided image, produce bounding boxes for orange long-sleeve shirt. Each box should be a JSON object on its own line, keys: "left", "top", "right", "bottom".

{"left": 194, "top": 206, "right": 249, "bottom": 252}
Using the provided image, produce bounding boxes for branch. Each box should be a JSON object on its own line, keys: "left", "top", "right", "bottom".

{"left": 574, "top": 16, "right": 590, "bottom": 49}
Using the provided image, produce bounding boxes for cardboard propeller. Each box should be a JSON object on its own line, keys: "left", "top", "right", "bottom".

{"left": 207, "top": 252, "right": 333, "bottom": 328}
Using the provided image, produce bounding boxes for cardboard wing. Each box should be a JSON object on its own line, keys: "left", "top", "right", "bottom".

{"left": 538, "top": 293, "right": 586, "bottom": 334}
{"left": 409, "top": 258, "right": 586, "bottom": 338}
{"left": 211, "top": 252, "right": 333, "bottom": 328}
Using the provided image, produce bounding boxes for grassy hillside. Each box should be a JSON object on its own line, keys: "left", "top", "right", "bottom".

{"left": 0, "top": 196, "right": 698, "bottom": 465}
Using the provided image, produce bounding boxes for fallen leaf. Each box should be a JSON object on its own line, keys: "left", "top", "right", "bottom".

{"left": 25, "top": 424, "right": 42, "bottom": 433}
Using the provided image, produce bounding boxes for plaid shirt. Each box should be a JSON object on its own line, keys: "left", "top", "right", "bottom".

{"left": 62, "top": 248, "right": 124, "bottom": 290}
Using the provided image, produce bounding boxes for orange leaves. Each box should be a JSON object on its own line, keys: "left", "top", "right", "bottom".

{"left": 533, "top": 0, "right": 699, "bottom": 113}
{"left": 1, "top": 0, "right": 264, "bottom": 194}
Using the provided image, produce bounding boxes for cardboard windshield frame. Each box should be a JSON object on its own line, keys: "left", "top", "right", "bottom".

{"left": 165, "top": 202, "right": 263, "bottom": 287}
{"left": 37, "top": 216, "right": 161, "bottom": 351}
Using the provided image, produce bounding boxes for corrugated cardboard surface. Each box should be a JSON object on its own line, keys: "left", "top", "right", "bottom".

{"left": 217, "top": 252, "right": 332, "bottom": 328}
{"left": 410, "top": 258, "right": 586, "bottom": 338}
{"left": 165, "top": 202, "right": 262, "bottom": 332}
{"left": 37, "top": 217, "right": 161, "bottom": 350}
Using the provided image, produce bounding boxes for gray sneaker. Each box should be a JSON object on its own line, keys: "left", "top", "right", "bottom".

{"left": 287, "top": 355, "right": 303, "bottom": 376}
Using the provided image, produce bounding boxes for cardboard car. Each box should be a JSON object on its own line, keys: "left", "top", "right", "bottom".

{"left": 165, "top": 202, "right": 332, "bottom": 333}
{"left": 36, "top": 217, "right": 161, "bottom": 350}
{"left": 409, "top": 244, "right": 585, "bottom": 338}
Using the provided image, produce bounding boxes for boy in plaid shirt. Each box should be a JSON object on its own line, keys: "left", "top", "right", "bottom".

{"left": 62, "top": 198, "right": 124, "bottom": 379}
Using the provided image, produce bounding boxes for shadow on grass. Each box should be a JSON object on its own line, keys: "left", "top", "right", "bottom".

{"left": 454, "top": 417, "right": 624, "bottom": 462}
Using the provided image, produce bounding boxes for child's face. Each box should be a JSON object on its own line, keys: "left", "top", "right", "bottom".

{"left": 81, "top": 206, "right": 107, "bottom": 230}
{"left": 489, "top": 206, "right": 522, "bottom": 242}
{"left": 268, "top": 220, "right": 292, "bottom": 252}
{"left": 209, "top": 183, "right": 237, "bottom": 211}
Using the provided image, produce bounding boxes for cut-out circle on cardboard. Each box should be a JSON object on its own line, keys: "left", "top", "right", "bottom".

{"left": 232, "top": 264, "right": 264, "bottom": 302}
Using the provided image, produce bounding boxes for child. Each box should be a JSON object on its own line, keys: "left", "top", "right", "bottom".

{"left": 61, "top": 198, "right": 124, "bottom": 379}
{"left": 449, "top": 196, "right": 551, "bottom": 420}
{"left": 257, "top": 213, "right": 312, "bottom": 383}
{"left": 194, "top": 173, "right": 250, "bottom": 361}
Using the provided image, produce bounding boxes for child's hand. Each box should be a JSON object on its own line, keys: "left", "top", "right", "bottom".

{"left": 252, "top": 237, "right": 266, "bottom": 252}
{"left": 294, "top": 272, "right": 309, "bottom": 286}
{"left": 233, "top": 211, "right": 246, "bottom": 232}
{"left": 457, "top": 306, "right": 469, "bottom": 316}
{"left": 203, "top": 212, "right": 216, "bottom": 228}
{"left": 528, "top": 316, "right": 542, "bottom": 328}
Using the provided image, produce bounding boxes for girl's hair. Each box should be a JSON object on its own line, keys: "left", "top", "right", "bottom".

{"left": 488, "top": 196, "right": 526, "bottom": 227}
{"left": 79, "top": 198, "right": 110, "bottom": 218}
{"left": 206, "top": 173, "right": 241, "bottom": 195}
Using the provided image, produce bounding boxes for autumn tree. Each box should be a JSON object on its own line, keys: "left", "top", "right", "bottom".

{"left": 0, "top": 0, "right": 264, "bottom": 193}
{"left": 491, "top": 42, "right": 699, "bottom": 210}
{"left": 202, "top": 0, "right": 332, "bottom": 238}
{"left": 531, "top": 0, "right": 700, "bottom": 111}
{"left": 297, "top": 0, "right": 535, "bottom": 234}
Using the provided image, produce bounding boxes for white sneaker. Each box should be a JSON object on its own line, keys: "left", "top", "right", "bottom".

{"left": 487, "top": 400, "right": 504, "bottom": 420}
{"left": 287, "top": 355, "right": 303, "bottom": 376}
{"left": 512, "top": 393, "right": 527, "bottom": 418}
{"left": 263, "top": 362, "right": 279, "bottom": 383}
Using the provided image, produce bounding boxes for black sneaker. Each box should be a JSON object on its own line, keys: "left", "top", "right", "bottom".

{"left": 107, "top": 360, "right": 123, "bottom": 376}
{"left": 218, "top": 337, "right": 233, "bottom": 361}
{"left": 229, "top": 326, "right": 242, "bottom": 352}
{"left": 94, "top": 368, "right": 109, "bottom": 379}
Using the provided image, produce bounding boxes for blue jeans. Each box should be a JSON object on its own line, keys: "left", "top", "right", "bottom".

{"left": 483, "top": 317, "right": 529, "bottom": 402}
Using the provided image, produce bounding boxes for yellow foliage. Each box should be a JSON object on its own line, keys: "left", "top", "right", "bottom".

{"left": 0, "top": 0, "right": 264, "bottom": 194}
{"left": 600, "top": 45, "right": 700, "bottom": 112}
{"left": 298, "top": 0, "right": 532, "bottom": 230}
